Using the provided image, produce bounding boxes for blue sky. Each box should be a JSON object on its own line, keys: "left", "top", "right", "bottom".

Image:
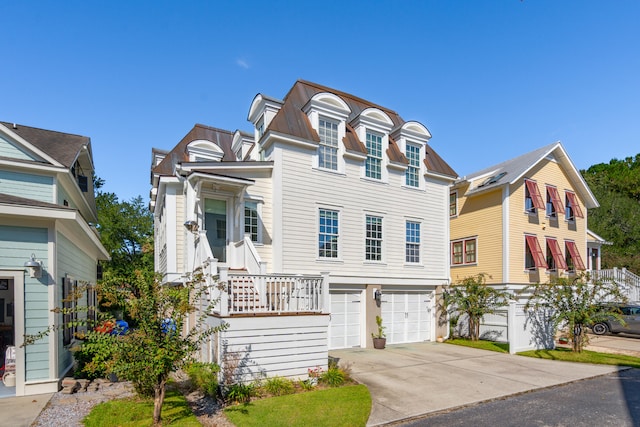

{"left": 3, "top": 1, "right": 639, "bottom": 201}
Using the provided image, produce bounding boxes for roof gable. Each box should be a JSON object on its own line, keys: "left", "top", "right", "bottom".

{"left": 462, "top": 142, "right": 598, "bottom": 209}
{"left": 0, "top": 121, "right": 89, "bottom": 168}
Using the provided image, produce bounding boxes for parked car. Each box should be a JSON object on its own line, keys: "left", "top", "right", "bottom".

{"left": 591, "top": 303, "right": 640, "bottom": 335}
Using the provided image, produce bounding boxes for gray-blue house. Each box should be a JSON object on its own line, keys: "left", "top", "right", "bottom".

{"left": 0, "top": 121, "right": 108, "bottom": 396}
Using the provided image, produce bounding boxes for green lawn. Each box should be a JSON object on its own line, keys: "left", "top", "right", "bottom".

{"left": 224, "top": 384, "right": 371, "bottom": 427}
{"left": 83, "top": 389, "right": 200, "bottom": 427}
{"left": 444, "top": 338, "right": 509, "bottom": 353}
{"left": 518, "top": 347, "right": 640, "bottom": 368}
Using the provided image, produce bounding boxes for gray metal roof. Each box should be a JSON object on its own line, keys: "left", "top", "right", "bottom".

{"left": 461, "top": 142, "right": 598, "bottom": 209}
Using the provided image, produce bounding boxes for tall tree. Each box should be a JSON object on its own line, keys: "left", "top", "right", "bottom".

{"left": 582, "top": 154, "right": 640, "bottom": 273}
{"left": 94, "top": 184, "right": 154, "bottom": 276}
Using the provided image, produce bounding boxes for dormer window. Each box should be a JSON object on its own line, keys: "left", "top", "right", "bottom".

{"left": 257, "top": 119, "right": 265, "bottom": 140}
{"left": 187, "top": 140, "right": 224, "bottom": 162}
{"left": 318, "top": 117, "right": 339, "bottom": 170}
{"left": 365, "top": 131, "right": 383, "bottom": 180}
{"left": 303, "top": 92, "right": 350, "bottom": 174}
{"left": 405, "top": 142, "right": 420, "bottom": 187}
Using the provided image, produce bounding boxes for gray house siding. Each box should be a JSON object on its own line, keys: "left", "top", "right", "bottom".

{"left": 56, "top": 232, "right": 97, "bottom": 373}
{"left": 0, "top": 225, "right": 49, "bottom": 381}
{"left": 0, "top": 170, "right": 53, "bottom": 203}
{"left": 0, "top": 134, "right": 34, "bottom": 161}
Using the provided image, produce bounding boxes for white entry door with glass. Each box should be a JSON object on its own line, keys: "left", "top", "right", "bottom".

{"left": 204, "top": 198, "right": 227, "bottom": 263}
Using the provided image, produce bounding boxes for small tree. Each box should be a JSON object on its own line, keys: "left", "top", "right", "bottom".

{"left": 25, "top": 268, "right": 227, "bottom": 426}
{"left": 442, "top": 274, "right": 510, "bottom": 341}
{"left": 525, "top": 274, "right": 626, "bottom": 352}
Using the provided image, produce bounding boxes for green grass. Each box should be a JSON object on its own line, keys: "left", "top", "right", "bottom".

{"left": 83, "top": 389, "right": 200, "bottom": 427}
{"left": 518, "top": 347, "right": 640, "bottom": 368}
{"left": 224, "top": 384, "right": 371, "bottom": 427}
{"left": 445, "top": 338, "right": 510, "bottom": 353}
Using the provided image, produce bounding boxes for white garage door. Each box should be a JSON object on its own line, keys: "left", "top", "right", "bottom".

{"left": 329, "top": 291, "right": 362, "bottom": 349}
{"left": 381, "top": 292, "right": 431, "bottom": 344}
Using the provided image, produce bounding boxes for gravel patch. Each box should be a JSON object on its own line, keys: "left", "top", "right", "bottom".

{"left": 32, "top": 379, "right": 135, "bottom": 427}
{"left": 31, "top": 374, "right": 233, "bottom": 427}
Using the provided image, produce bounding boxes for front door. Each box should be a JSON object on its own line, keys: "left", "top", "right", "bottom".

{"left": 204, "top": 199, "right": 227, "bottom": 262}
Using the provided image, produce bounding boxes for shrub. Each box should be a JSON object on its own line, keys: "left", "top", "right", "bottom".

{"left": 185, "top": 362, "right": 220, "bottom": 397}
{"left": 319, "top": 366, "right": 345, "bottom": 387}
{"left": 225, "top": 382, "right": 256, "bottom": 404}
{"left": 299, "top": 379, "right": 315, "bottom": 391}
{"left": 72, "top": 330, "right": 118, "bottom": 380}
{"left": 264, "top": 376, "right": 295, "bottom": 396}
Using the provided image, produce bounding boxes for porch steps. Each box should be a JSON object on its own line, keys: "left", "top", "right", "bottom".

{"left": 229, "top": 275, "right": 268, "bottom": 312}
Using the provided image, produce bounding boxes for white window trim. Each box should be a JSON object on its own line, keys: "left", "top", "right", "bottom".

{"left": 404, "top": 219, "right": 422, "bottom": 265}
{"left": 363, "top": 213, "right": 385, "bottom": 264}
{"left": 307, "top": 110, "right": 348, "bottom": 175}
{"left": 317, "top": 206, "right": 342, "bottom": 262}
{"left": 243, "top": 198, "right": 263, "bottom": 245}
{"left": 362, "top": 128, "right": 386, "bottom": 182}
{"left": 401, "top": 140, "right": 424, "bottom": 190}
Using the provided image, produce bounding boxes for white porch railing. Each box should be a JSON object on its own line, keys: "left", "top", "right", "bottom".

{"left": 229, "top": 235, "right": 267, "bottom": 274}
{"left": 590, "top": 268, "right": 640, "bottom": 301}
{"left": 214, "top": 271, "right": 330, "bottom": 316}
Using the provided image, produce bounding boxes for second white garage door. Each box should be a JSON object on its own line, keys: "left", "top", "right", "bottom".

{"left": 329, "top": 291, "right": 362, "bottom": 349}
{"left": 381, "top": 292, "right": 431, "bottom": 344}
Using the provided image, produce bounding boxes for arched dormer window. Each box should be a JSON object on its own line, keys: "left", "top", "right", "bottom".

{"left": 303, "top": 92, "right": 351, "bottom": 174}
{"left": 186, "top": 140, "right": 224, "bottom": 162}
{"left": 352, "top": 108, "right": 394, "bottom": 182}
{"left": 391, "top": 121, "right": 432, "bottom": 190}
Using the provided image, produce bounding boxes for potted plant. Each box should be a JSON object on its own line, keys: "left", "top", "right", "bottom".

{"left": 372, "top": 315, "right": 386, "bottom": 349}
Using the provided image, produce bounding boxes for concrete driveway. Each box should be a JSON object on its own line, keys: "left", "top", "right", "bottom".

{"left": 330, "top": 342, "right": 622, "bottom": 426}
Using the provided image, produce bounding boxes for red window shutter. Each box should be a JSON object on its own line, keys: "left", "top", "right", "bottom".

{"left": 566, "top": 192, "right": 584, "bottom": 218}
{"left": 525, "top": 180, "right": 545, "bottom": 209}
{"left": 566, "top": 241, "right": 586, "bottom": 270}
{"left": 547, "top": 186, "right": 565, "bottom": 214}
{"left": 525, "top": 235, "right": 547, "bottom": 268}
{"left": 546, "top": 238, "right": 568, "bottom": 270}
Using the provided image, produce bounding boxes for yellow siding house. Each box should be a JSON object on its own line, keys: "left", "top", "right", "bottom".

{"left": 450, "top": 142, "right": 599, "bottom": 289}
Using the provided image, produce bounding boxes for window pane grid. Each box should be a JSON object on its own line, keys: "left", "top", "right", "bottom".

{"left": 405, "top": 143, "right": 420, "bottom": 187}
{"left": 318, "top": 118, "right": 339, "bottom": 170}
{"left": 244, "top": 203, "right": 259, "bottom": 242}
{"left": 319, "top": 209, "right": 339, "bottom": 258}
{"left": 405, "top": 221, "right": 420, "bottom": 263}
{"left": 365, "top": 215, "right": 382, "bottom": 261}
{"left": 366, "top": 132, "right": 382, "bottom": 179}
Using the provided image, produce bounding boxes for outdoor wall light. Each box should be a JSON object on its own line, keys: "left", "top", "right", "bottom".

{"left": 24, "top": 253, "right": 42, "bottom": 278}
{"left": 184, "top": 220, "right": 199, "bottom": 233}
{"left": 374, "top": 289, "right": 382, "bottom": 301}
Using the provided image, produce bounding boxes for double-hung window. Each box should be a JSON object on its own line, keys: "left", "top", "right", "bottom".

{"left": 450, "top": 192, "right": 458, "bottom": 217}
{"left": 525, "top": 235, "right": 547, "bottom": 270}
{"left": 405, "top": 143, "right": 420, "bottom": 187}
{"left": 318, "top": 117, "right": 339, "bottom": 170}
{"left": 365, "top": 131, "right": 383, "bottom": 180}
{"left": 365, "top": 215, "right": 383, "bottom": 261}
{"left": 565, "top": 191, "right": 584, "bottom": 221}
{"left": 546, "top": 238, "right": 567, "bottom": 271}
{"left": 451, "top": 238, "right": 477, "bottom": 265}
{"left": 405, "top": 221, "right": 421, "bottom": 263}
{"left": 319, "top": 209, "right": 339, "bottom": 258}
{"left": 546, "top": 186, "right": 565, "bottom": 218}
{"left": 565, "top": 241, "right": 586, "bottom": 271}
{"left": 244, "top": 202, "right": 259, "bottom": 242}
{"left": 524, "top": 179, "right": 545, "bottom": 213}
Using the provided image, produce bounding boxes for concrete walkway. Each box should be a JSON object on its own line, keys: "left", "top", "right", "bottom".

{"left": 0, "top": 392, "right": 53, "bottom": 427}
{"left": 330, "top": 342, "right": 622, "bottom": 426}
